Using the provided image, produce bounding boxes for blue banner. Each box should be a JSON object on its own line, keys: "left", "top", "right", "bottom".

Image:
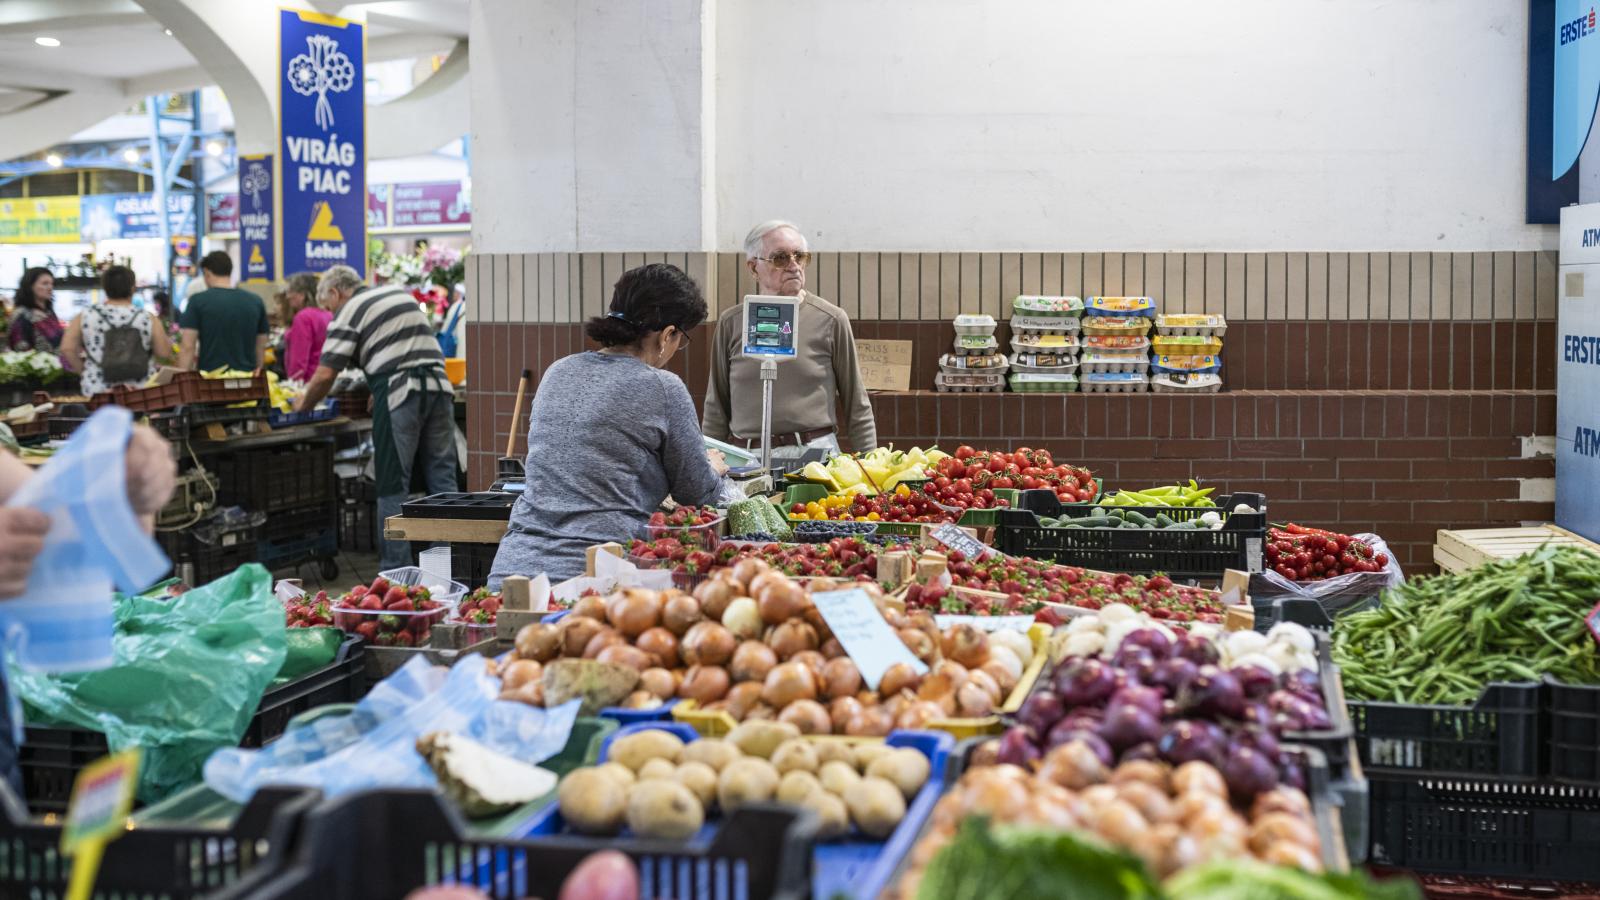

{"left": 239, "top": 153, "right": 276, "bottom": 282}
{"left": 279, "top": 8, "right": 365, "bottom": 276}
{"left": 78, "top": 193, "right": 196, "bottom": 242}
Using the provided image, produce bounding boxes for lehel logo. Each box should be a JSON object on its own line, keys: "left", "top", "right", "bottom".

{"left": 307, "top": 201, "right": 344, "bottom": 241}
{"left": 1560, "top": 7, "right": 1597, "bottom": 44}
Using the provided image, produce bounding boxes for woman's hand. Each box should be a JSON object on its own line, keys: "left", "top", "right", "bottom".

{"left": 125, "top": 425, "right": 177, "bottom": 518}
{"left": 0, "top": 507, "right": 49, "bottom": 599}
{"left": 706, "top": 448, "right": 728, "bottom": 477}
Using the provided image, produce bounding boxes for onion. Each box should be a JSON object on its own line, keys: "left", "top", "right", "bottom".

{"left": 777, "top": 698, "right": 831, "bottom": 734}
{"left": 829, "top": 695, "right": 865, "bottom": 731}
{"left": 729, "top": 557, "right": 771, "bottom": 592}
{"left": 501, "top": 658, "right": 543, "bottom": 690}
{"left": 845, "top": 705, "right": 894, "bottom": 737}
{"left": 679, "top": 665, "right": 731, "bottom": 703}
{"left": 919, "top": 660, "right": 969, "bottom": 702}
{"left": 635, "top": 627, "right": 680, "bottom": 668}
{"left": 967, "top": 669, "right": 1003, "bottom": 704}
{"left": 693, "top": 575, "right": 740, "bottom": 620}
{"left": 1248, "top": 811, "right": 1319, "bottom": 855}
{"left": 762, "top": 661, "right": 818, "bottom": 708}
{"left": 663, "top": 592, "right": 704, "bottom": 635}
{"left": 681, "top": 622, "right": 736, "bottom": 667}
{"left": 756, "top": 578, "right": 808, "bottom": 625}
{"left": 582, "top": 628, "right": 624, "bottom": 659}
{"left": 748, "top": 570, "right": 790, "bottom": 602}
{"left": 622, "top": 689, "right": 662, "bottom": 710}
{"left": 721, "top": 598, "right": 762, "bottom": 640}
{"left": 956, "top": 681, "right": 995, "bottom": 717}
{"left": 820, "top": 637, "right": 845, "bottom": 659}
{"left": 789, "top": 650, "right": 828, "bottom": 682}
{"left": 987, "top": 646, "right": 1025, "bottom": 684}
{"left": 1111, "top": 760, "right": 1172, "bottom": 793}
{"left": 573, "top": 593, "right": 609, "bottom": 621}
{"left": 639, "top": 667, "right": 677, "bottom": 699}
{"left": 730, "top": 641, "right": 778, "bottom": 682}
{"left": 595, "top": 643, "right": 654, "bottom": 672}
{"left": 1172, "top": 761, "right": 1228, "bottom": 797}
{"left": 942, "top": 624, "right": 991, "bottom": 669}
{"left": 821, "top": 657, "right": 863, "bottom": 700}
{"left": 1038, "top": 740, "right": 1110, "bottom": 790}
{"left": 981, "top": 660, "right": 1019, "bottom": 695}
{"left": 1260, "top": 840, "right": 1323, "bottom": 873}
{"left": 1252, "top": 787, "right": 1312, "bottom": 819}
{"left": 906, "top": 610, "right": 941, "bottom": 647}
{"left": 724, "top": 681, "right": 764, "bottom": 719}
{"left": 970, "top": 738, "right": 1002, "bottom": 770}
{"left": 560, "top": 617, "right": 607, "bottom": 658}
{"left": 996, "top": 726, "right": 1042, "bottom": 768}
{"left": 897, "top": 627, "right": 938, "bottom": 663}
{"left": 879, "top": 662, "right": 924, "bottom": 698}
{"left": 1115, "top": 781, "right": 1175, "bottom": 825}
{"left": 896, "top": 700, "right": 946, "bottom": 730}
{"left": 768, "top": 619, "right": 819, "bottom": 659}
{"left": 515, "top": 623, "right": 562, "bottom": 662}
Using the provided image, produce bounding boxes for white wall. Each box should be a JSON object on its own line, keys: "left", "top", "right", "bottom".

{"left": 715, "top": 0, "right": 1548, "bottom": 252}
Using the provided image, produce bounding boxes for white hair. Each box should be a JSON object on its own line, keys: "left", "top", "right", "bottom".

{"left": 317, "top": 265, "right": 364, "bottom": 300}
{"left": 743, "top": 220, "right": 807, "bottom": 259}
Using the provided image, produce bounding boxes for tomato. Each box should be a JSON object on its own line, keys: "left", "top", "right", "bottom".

{"left": 1021, "top": 476, "right": 1039, "bottom": 490}
{"left": 933, "top": 476, "right": 951, "bottom": 490}
{"left": 955, "top": 445, "right": 977, "bottom": 460}
{"left": 984, "top": 457, "right": 1005, "bottom": 474}
{"left": 954, "top": 479, "right": 973, "bottom": 494}
{"left": 1374, "top": 553, "right": 1390, "bottom": 567}
{"left": 1021, "top": 466, "right": 1043, "bottom": 477}
{"left": 991, "top": 477, "right": 1014, "bottom": 489}
{"left": 1075, "top": 489, "right": 1092, "bottom": 501}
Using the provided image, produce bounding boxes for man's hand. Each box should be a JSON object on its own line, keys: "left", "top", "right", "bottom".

{"left": 0, "top": 508, "right": 50, "bottom": 599}
{"left": 706, "top": 448, "right": 729, "bottom": 477}
{"left": 125, "top": 425, "right": 177, "bottom": 518}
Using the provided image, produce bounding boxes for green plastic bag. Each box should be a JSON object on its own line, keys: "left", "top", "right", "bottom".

{"left": 10, "top": 564, "right": 287, "bottom": 803}
{"left": 272, "top": 626, "right": 345, "bottom": 687}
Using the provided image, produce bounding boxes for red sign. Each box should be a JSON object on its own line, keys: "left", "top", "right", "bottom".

{"left": 389, "top": 181, "right": 469, "bottom": 228}
{"left": 207, "top": 193, "right": 239, "bottom": 233}
{"left": 367, "top": 185, "right": 388, "bottom": 229}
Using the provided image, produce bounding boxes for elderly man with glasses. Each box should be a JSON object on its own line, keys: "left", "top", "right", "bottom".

{"left": 702, "top": 220, "right": 878, "bottom": 465}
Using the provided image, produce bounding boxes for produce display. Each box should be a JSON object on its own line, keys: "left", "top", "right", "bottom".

{"left": 796, "top": 446, "right": 948, "bottom": 494}
{"left": 452, "top": 588, "right": 504, "bottom": 627}
{"left": 1100, "top": 482, "right": 1218, "bottom": 509}
{"left": 1265, "top": 524, "right": 1389, "bottom": 581}
{"left": 628, "top": 534, "right": 889, "bottom": 581}
{"left": 647, "top": 505, "right": 723, "bottom": 548}
{"left": 330, "top": 575, "right": 449, "bottom": 646}
{"left": 1039, "top": 507, "right": 1225, "bottom": 531}
{"left": 498, "top": 565, "right": 1035, "bottom": 733}
{"left": 1334, "top": 544, "right": 1600, "bottom": 704}
{"left": 908, "top": 551, "right": 1228, "bottom": 624}
{"left": 929, "top": 446, "right": 1096, "bottom": 504}
{"left": 284, "top": 591, "right": 335, "bottom": 628}
{"left": 726, "top": 496, "right": 792, "bottom": 539}
{"left": 553, "top": 725, "right": 930, "bottom": 840}
{"left": 788, "top": 484, "right": 957, "bottom": 524}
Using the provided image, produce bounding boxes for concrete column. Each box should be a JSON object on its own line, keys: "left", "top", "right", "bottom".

{"left": 468, "top": 0, "right": 713, "bottom": 254}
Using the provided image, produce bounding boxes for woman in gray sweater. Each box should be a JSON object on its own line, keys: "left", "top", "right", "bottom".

{"left": 490, "top": 264, "right": 728, "bottom": 584}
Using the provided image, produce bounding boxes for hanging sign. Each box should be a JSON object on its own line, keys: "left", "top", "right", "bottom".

{"left": 0, "top": 197, "right": 80, "bottom": 243}
{"left": 389, "top": 181, "right": 470, "bottom": 228}
{"left": 78, "top": 194, "right": 196, "bottom": 242}
{"left": 238, "top": 154, "right": 276, "bottom": 282}
{"left": 279, "top": 8, "right": 365, "bottom": 276}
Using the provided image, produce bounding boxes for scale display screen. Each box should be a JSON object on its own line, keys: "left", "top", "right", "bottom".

{"left": 741, "top": 296, "right": 799, "bottom": 357}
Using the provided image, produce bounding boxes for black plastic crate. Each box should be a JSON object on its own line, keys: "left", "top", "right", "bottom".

{"left": 210, "top": 790, "right": 818, "bottom": 900}
{"left": 191, "top": 524, "right": 263, "bottom": 585}
{"left": 995, "top": 489, "right": 1266, "bottom": 578}
{"left": 452, "top": 542, "right": 497, "bottom": 590}
{"left": 1546, "top": 679, "right": 1600, "bottom": 786}
{"left": 402, "top": 491, "right": 517, "bottom": 520}
{"left": 338, "top": 475, "right": 377, "bottom": 504}
{"left": 215, "top": 441, "right": 335, "bottom": 513}
{"left": 1348, "top": 682, "right": 1545, "bottom": 778}
{"left": 1368, "top": 772, "right": 1600, "bottom": 883}
{"left": 338, "top": 498, "right": 377, "bottom": 553}
{"left": 187, "top": 401, "right": 271, "bottom": 427}
{"left": 1279, "top": 633, "right": 1356, "bottom": 781}
{"left": 261, "top": 504, "right": 338, "bottom": 546}
{"left": 0, "top": 785, "right": 316, "bottom": 898}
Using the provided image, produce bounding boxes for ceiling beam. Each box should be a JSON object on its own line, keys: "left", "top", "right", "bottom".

{"left": 369, "top": 31, "right": 459, "bottom": 62}
{"left": 0, "top": 0, "right": 143, "bottom": 32}
{"left": 0, "top": 64, "right": 120, "bottom": 95}
{"left": 356, "top": 2, "right": 468, "bottom": 39}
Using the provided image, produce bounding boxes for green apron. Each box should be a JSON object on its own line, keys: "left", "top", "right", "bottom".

{"left": 367, "top": 368, "right": 447, "bottom": 497}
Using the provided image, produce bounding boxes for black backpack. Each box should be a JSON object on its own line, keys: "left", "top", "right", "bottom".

{"left": 88, "top": 306, "right": 150, "bottom": 385}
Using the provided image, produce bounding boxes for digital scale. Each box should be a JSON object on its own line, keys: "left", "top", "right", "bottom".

{"left": 740, "top": 295, "right": 800, "bottom": 472}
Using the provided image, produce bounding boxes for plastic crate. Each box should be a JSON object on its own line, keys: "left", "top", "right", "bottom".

{"left": 211, "top": 789, "right": 818, "bottom": 900}
{"left": 1546, "top": 679, "right": 1600, "bottom": 785}
{"left": 0, "top": 785, "right": 317, "bottom": 898}
{"left": 243, "top": 636, "right": 367, "bottom": 747}
{"left": 1279, "top": 634, "right": 1356, "bottom": 781}
{"left": 215, "top": 440, "right": 336, "bottom": 513}
{"left": 339, "top": 498, "right": 378, "bottom": 553}
{"left": 1368, "top": 771, "right": 1600, "bottom": 883}
{"left": 193, "top": 371, "right": 269, "bottom": 405}
{"left": 267, "top": 399, "right": 340, "bottom": 428}
{"left": 259, "top": 528, "right": 338, "bottom": 571}
{"left": 88, "top": 370, "right": 200, "bottom": 412}
{"left": 995, "top": 489, "right": 1266, "bottom": 579}
{"left": 1348, "top": 682, "right": 1545, "bottom": 778}
{"left": 328, "top": 388, "right": 371, "bottom": 418}
{"left": 402, "top": 491, "right": 517, "bottom": 520}
{"left": 512, "top": 722, "right": 951, "bottom": 900}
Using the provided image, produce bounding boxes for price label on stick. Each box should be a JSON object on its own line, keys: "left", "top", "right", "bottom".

{"left": 934, "top": 614, "right": 1035, "bottom": 632}
{"left": 61, "top": 749, "right": 141, "bottom": 900}
{"left": 1586, "top": 600, "right": 1600, "bottom": 648}
{"left": 928, "top": 524, "right": 994, "bottom": 560}
{"left": 811, "top": 587, "right": 928, "bottom": 690}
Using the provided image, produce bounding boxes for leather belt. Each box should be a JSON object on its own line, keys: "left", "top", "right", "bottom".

{"left": 732, "top": 426, "right": 834, "bottom": 450}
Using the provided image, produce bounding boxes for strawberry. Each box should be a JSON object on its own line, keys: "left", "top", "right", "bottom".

{"left": 374, "top": 632, "right": 395, "bottom": 646}
{"left": 382, "top": 587, "right": 407, "bottom": 608}
{"left": 391, "top": 630, "right": 416, "bottom": 647}
{"left": 386, "top": 598, "right": 414, "bottom": 612}
{"left": 377, "top": 615, "right": 401, "bottom": 632}
{"left": 359, "top": 594, "right": 384, "bottom": 611}
{"left": 313, "top": 590, "right": 329, "bottom": 604}
{"left": 369, "top": 577, "right": 390, "bottom": 596}
{"left": 355, "top": 621, "right": 380, "bottom": 642}
{"left": 350, "top": 585, "right": 368, "bottom": 598}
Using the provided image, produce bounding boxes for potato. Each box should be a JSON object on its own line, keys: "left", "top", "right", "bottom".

{"left": 853, "top": 742, "right": 894, "bottom": 772}
{"left": 626, "top": 779, "right": 704, "bottom": 840}
{"left": 727, "top": 720, "right": 800, "bottom": 759}
{"left": 594, "top": 761, "right": 636, "bottom": 788}
{"left": 682, "top": 738, "right": 742, "bottom": 772}
{"left": 846, "top": 776, "right": 907, "bottom": 838}
{"left": 559, "top": 768, "right": 628, "bottom": 835}
{"left": 819, "top": 760, "right": 862, "bottom": 797}
{"left": 777, "top": 770, "right": 823, "bottom": 804}
{"left": 675, "top": 761, "right": 719, "bottom": 809}
{"left": 638, "top": 758, "right": 678, "bottom": 782}
{"left": 813, "top": 741, "right": 856, "bottom": 768}
{"left": 610, "top": 730, "right": 685, "bottom": 772}
{"left": 802, "top": 790, "right": 851, "bottom": 840}
{"left": 867, "top": 748, "right": 931, "bottom": 799}
{"left": 717, "top": 758, "right": 780, "bottom": 811}
{"left": 770, "top": 739, "right": 819, "bottom": 776}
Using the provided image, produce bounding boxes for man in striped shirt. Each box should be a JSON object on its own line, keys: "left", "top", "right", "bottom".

{"left": 297, "top": 265, "right": 457, "bottom": 567}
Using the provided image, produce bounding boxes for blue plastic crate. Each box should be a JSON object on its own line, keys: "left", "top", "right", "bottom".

{"left": 267, "top": 399, "right": 340, "bottom": 428}
{"left": 509, "top": 721, "right": 954, "bottom": 900}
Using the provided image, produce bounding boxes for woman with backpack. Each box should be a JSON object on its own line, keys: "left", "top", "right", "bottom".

{"left": 59, "top": 265, "right": 172, "bottom": 395}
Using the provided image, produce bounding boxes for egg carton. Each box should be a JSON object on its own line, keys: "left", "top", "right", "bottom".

{"left": 951, "top": 335, "right": 999, "bottom": 356}
{"left": 1012, "top": 295, "right": 1083, "bottom": 317}
{"left": 1084, "top": 296, "right": 1157, "bottom": 318}
{"left": 1009, "top": 314, "right": 1082, "bottom": 335}
{"left": 1080, "top": 372, "right": 1150, "bottom": 393}
{"left": 1079, "top": 351, "right": 1150, "bottom": 374}
{"left": 1151, "top": 354, "right": 1222, "bottom": 375}
{"left": 1082, "top": 334, "right": 1151, "bottom": 352}
{"left": 1155, "top": 314, "right": 1228, "bottom": 337}
{"left": 1150, "top": 335, "right": 1223, "bottom": 356}
{"left": 935, "top": 372, "right": 1006, "bottom": 393}
{"left": 1151, "top": 373, "right": 1223, "bottom": 393}
{"left": 1008, "top": 373, "right": 1079, "bottom": 393}
{"left": 952, "top": 313, "right": 998, "bottom": 336}
{"left": 1009, "top": 351, "right": 1078, "bottom": 371}
{"left": 1009, "top": 334, "right": 1079, "bottom": 354}
{"left": 938, "top": 352, "right": 1007, "bottom": 373}
{"left": 1080, "top": 316, "right": 1153, "bottom": 336}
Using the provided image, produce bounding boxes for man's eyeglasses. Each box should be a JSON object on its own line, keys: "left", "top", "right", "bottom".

{"left": 755, "top": 251, "right": 812, "bottom": 269}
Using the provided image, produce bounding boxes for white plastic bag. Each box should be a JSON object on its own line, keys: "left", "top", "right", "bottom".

{"left": 1251, "top": 532, "right": 1404, "bottom": 617}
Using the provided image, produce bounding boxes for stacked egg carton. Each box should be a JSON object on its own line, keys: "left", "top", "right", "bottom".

{"left": 1079, "top": 297, "right": 1156, "bottom": 393}
{"left": 1151, "top": 315, "right": 1227, "bottom": 393}
{"left": 937, "top": 313, "right": 1007, "bottom": 392}
{"left": 1007, "top": 295, "right": 1082, "bottom": 393}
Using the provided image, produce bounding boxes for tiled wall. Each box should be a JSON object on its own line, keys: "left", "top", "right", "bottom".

{"left": 463, "top": 250, "right": 1559, "bottom": 574}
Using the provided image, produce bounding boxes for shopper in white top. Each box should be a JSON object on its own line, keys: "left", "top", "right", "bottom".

{"left": 60, "top": 266, "right": 172, "bottom": 396}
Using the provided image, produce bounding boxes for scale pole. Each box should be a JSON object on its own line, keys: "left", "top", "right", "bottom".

{"left": 759, "top": 357, "right": 777, "bottom": 472}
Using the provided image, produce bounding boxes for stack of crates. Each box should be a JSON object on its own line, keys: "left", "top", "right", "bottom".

{"left": 937, "top": 314, "right": 1006, "bottom": 392}
{"left": 1007, "top": 296, "right": 1082, "bottom": 393}
{"left": 1151, "top": 314, "right": 1227, "bottom": 392}
{"left": 1079, "top": 296, "right": 1156, "bottom": 393}
{"left": 214, "top": 440, "right": 339, "bottom": 572}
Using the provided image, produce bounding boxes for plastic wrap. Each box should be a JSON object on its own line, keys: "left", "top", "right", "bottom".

{"left": 1250, "top": 532, "right": 1405, "bottom": 617}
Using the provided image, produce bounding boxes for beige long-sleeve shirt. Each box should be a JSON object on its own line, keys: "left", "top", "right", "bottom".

{"left": 702, "top": 291, "right": 878, "bottom": 451}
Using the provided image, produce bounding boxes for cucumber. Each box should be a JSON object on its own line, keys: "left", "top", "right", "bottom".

{"left": 1099, "top": 516, "right": 1122, "bottom": 529}
{"left": 1122, "top": 510, "right": 1153, "bottom": 527}
{"left": 1088, "top": 506, "right": 1109, "bottom": 519}
{"left": 1154, "top": 513, "right": 1175, "bottom": 528}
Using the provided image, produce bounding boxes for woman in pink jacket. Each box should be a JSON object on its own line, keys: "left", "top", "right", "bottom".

{"left": 280, "top": 271, "right": 333, "bottom": 381}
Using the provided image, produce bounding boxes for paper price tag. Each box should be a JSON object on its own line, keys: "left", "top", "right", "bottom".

{"left": 928, "top": 524, "right": 994, "bottom": 560}
{"left": 934, "top": 614, "right": 1035, "bottom": 632}
{"left": 1586, "top": 600, "right": 1600, "bottom": 648}
{"left": 811, "top": 588, "right": 927, "bottom": 690}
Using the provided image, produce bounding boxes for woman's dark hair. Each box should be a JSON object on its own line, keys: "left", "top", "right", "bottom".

{"left": 101, "top": 265, "right": 135, "bottom": 300}
{"left": 585, "top": 263, "right": 707, "bottom": 347}
{"left": 14, "top": 267, "right": 52, "bottom": 312}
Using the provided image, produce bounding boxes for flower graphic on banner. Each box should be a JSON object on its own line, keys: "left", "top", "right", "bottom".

{"left": 241, "top": 163, "right": 270, "bottom": 210}
{"left": 286, "top": 34, "right": 355, "bottom": 130}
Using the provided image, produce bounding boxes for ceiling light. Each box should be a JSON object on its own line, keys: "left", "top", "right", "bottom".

{"left": 45, "top": 153, "right": 62, "bottom": 167}
{"left": 122, "top": 148, "right": 139, "bottom": 164}
{"left": 34, "top": 36, "right": 60, "bottom": 48}
{"left": 163, "top": 28, "right": 173, "bottom": 36}
{"left": 204, "top": 140, "right": 223, "bottom": 157}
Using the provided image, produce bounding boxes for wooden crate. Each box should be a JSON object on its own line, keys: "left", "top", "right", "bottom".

{"left": 1434, "top": 524, "right": 1600, "bottom": 574}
